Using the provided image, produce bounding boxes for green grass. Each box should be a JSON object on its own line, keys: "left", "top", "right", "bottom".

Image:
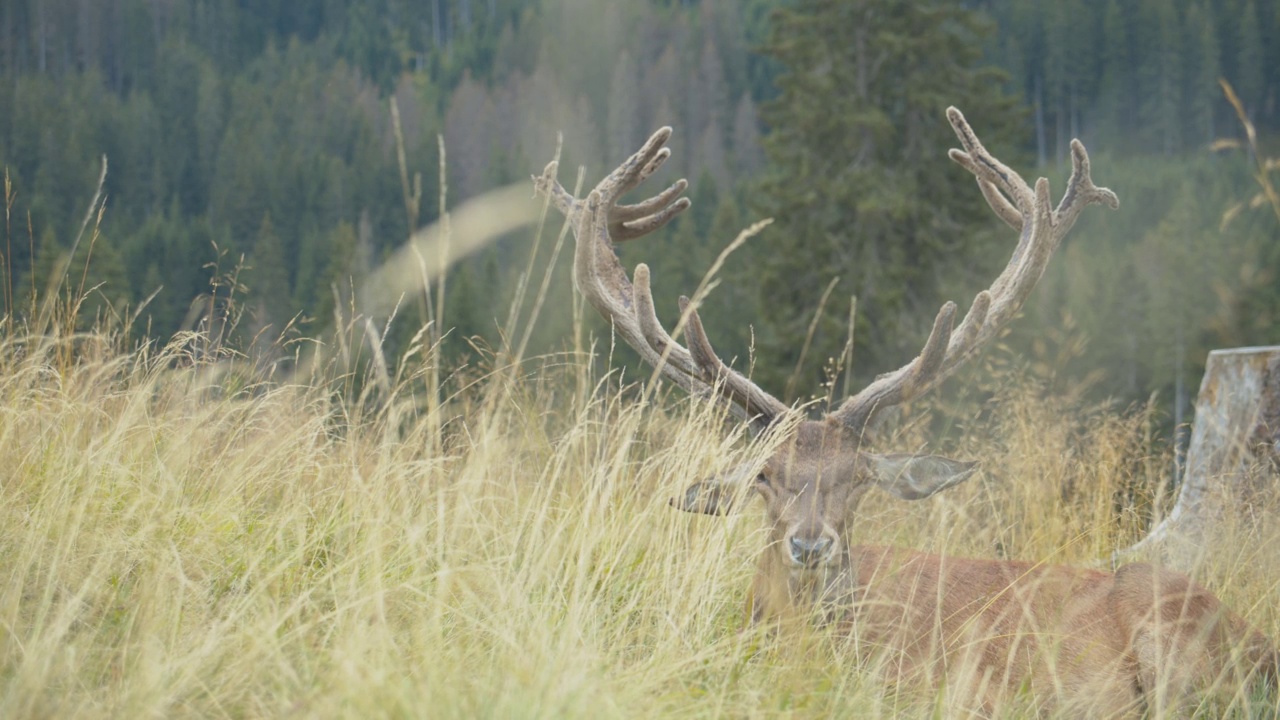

{"left": 0, "top": 320, "right": 1276, "bottom": 719}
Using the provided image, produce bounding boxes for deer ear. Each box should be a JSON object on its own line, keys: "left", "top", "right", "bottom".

{"left": 670, "top": 463, "right": 759, "bottom": 516}
{"left": 865, "top": 453, "right": 978, "bottom": 500}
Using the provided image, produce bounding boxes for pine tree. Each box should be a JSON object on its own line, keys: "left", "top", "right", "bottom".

{"left": 1138, "top": 0, "right": 1180, "bottom": 156}
{"left": 1236, "top": 0, "right": 1264, "bottom": 116}
{"left": 1183, "top": 2, "right": 1220, "bottom": 147}
{"left": 606, "top": 50, "right": 641, "bottom": 156}
{"left": 753, "top": 0, "right": 1024, "bottom": 398}
{"left": 1043, "top": 0, "right": 1069, "bottom": 163}
{"left": 248, "top": 212, "right": 292, "bottom": 334}
{"left": 315, "top": 220, "right": 358, "bottom": 328}
{"left": 1093, "top": 0, "right": 1131, "bottom": 148}
{"left": 730, "top": 93, "right": 764, "bottom": 176}
{"left": 70, "top": 229, "right": 130, "bottom": 328}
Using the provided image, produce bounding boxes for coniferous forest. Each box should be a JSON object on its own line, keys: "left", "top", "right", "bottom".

{"left": 2, "top": 0, "right": 1279, "bottom": 422}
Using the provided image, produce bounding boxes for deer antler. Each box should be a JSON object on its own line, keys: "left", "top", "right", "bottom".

{"left": 828, "top": 106, "right": 1119, "bottom": 434}
{"left": 533, "top": 128, "right": 788, "bottom": 432}
{"left": 536, "top": 110, "right": 1115, "bottom": 436}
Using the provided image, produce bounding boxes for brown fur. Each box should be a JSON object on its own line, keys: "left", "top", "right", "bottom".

{"left": 726, "top": 419, "right": 1278, "bottom": 715}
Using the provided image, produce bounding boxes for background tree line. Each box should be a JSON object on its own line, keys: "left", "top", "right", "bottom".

{"left": 1, "top": 0, "right": 1278, "bottom": 426}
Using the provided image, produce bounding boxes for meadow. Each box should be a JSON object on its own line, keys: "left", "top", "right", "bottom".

{"left": 1, "top": 294, "right": 1277, "bottom": 719}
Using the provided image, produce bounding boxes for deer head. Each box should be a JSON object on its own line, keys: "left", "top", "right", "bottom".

{"left": 533, "top": 107, "right": 1117, "bottom": 576}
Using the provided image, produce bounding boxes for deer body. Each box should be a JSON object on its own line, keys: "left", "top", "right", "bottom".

{"left": 534, "top": 110, "right": 1276, "bottom": 713}
{"left": 755, "top": 541, "right": 1273, "bottom": 713}
{"left": 720, "top": 418, "right": 1277, "bottom": 712}
{"left": 755, "top": 544, "right": 1127, "bottom": 692}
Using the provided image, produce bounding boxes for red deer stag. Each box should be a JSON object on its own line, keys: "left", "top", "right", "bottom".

{"left": 533, "top": 108, "right": 1277, "bottom": 715}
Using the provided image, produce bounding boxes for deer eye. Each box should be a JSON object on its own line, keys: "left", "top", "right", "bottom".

{"left": 756, "top": 473, "right": 770, "bottom": 486}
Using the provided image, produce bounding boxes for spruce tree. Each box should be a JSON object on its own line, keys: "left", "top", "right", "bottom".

{"left": 1236, "top": 0, "right": 1264, "bottom": 117}
{"left": 1183, "top": 2, "right": 1220, "bottom": 147}
{"left": 248, "top": 212, "right": 292, "bottom": 335}
{"left": 753, "top": 0, "right": 1024, "bottom": 400}
{"left": 1139, "top": 0, "right": 1180, "bottom": 156}
{"left": 1093, "top": 0, "right": 1131, "bottom": 148}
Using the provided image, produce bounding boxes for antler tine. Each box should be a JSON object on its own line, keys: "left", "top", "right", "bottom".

{"left": 633, "top": 239, "right": 787, "bottom": 430}
{"left": 829, "top": 302, "right": 958, "bottom": 431}
{"left": 575, "top": 188, "right": 725, "bottom": 402}
{"left": 612, "top": 194, "right": 691, "bottom": 241}
{"left": 534, "top": 128, "right": 787, "bottom": 433}
{"left": 533, "top": 161, "right": 576, "bottom": 217}
{"left": 986, "top": 177, "right": 1055, "bottom": 320}
{"left": 1054, "top": 139, "right": 1120, "bottom": 232}
{"left": 949, "top": 290, "right": 991, "bottom": 355}
{"left": 829, "top": 107, "right": 1118, "bottom": 434}
{"left": 974, "top": 176, "right": 1023, "bottom": 232}
{"left": 597, "top": 127, "right": 675, "bottom": 202}
{"left": 946, "top": 149, "right": 1022, "bottom": 232}
{"left": 613, "top": 178, "right": 688, "bottom": 224}
{"left": 679, "top": 296, "right": 790, "bottom": 422}
{"left": 945, "top": 107, "right": 1036, "bottom": 215}
{"left": 633, "top": 263, "right": 695, "bottom": 369}
{"left": 606, "top": 139, "right": 691, "bottom": 239}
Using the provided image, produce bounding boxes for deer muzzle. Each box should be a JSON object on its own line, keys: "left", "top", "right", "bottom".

{"left": 787, "top": 532, "right": 836, "bottom": 568}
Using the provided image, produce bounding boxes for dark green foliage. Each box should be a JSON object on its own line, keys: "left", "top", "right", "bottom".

{"left": 1026, "top": 152, "right": 1271, "bottom": 413}
{"left": 247, "top": 213, "right": 292, "bottom": 333}
{"left": 1236, "top": 0, "right": 1266, "bottom": 116}
{"left": 0, "top": 0, "right": 1278, "bottom": 417}
{"left": 1182, "top": 2, "right": 1220, "bottom": 146}
{"left": 752, "top": 0, "right": 1025, "bottom": 400}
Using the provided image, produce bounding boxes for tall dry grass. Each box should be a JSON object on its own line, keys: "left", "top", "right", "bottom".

{"left": 2, "top": 129, "right": 1278, "bottom": 715}
{"left": 0, "top": 303, "right": 1277, "bottom": 719}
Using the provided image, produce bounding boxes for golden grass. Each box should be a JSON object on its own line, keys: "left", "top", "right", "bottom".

{"left": 0, "top": 321, "right": 1276, "bottom": 719}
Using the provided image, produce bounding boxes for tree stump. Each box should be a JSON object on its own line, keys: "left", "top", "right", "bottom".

{"left": 1118, "top": 346, "right": 1280, "bottom": 569}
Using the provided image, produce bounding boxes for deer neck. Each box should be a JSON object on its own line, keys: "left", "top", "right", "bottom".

{"left": 753, "top": 542, "right": 859, "bottom": 624}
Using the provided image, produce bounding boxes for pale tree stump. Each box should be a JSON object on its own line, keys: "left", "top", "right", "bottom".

{"left": 1118, "top": 346, "right": 1280, "bottom": 569}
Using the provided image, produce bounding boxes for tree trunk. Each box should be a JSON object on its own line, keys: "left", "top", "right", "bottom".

{"left": 431, "top": 0, "right": 443, "bottom": 49}
{"left": 1033, "top": 75, "right": 1046, "bottom": 167}
{"left": 37, "top": 0, "right": 48, "bottom": 74}
{"left": 3, "top": 0, "right": 13, "bottom": 75}
{"left": 1118, "top": 347, "right": 1280, "bottom": 569}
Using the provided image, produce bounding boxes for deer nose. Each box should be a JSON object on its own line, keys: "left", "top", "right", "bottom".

{"left": 789, "top": 535, "right": 833, "bottom": 567}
